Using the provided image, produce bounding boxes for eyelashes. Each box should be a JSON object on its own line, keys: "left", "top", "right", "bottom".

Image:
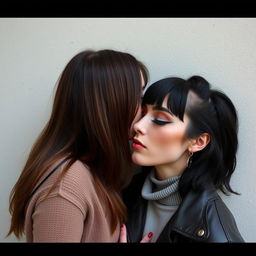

{"left": 152, "top": 119, "right": 172, "bottom": 125}
{"left": 141, "top": 105, "right": 172, "bottom": 125}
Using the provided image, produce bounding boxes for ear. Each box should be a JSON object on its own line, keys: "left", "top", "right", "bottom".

{"left": 188, "top": 133, "right": 210, "bottom": 153}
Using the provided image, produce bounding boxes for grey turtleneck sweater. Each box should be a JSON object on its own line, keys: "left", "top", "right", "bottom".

{"left": 141, "top": 169, "right": 182, "bottom": 242}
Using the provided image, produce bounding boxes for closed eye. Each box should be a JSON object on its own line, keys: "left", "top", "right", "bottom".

{"left": 152, "top": 119, "right": 172, "bottom": 125}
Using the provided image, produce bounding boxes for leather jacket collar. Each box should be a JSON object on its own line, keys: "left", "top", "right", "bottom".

{"left": 123, "top": 169, "right": 244, "bottom": 243}
{"left": 157, "top": 185, "right": 217, "bottom": 242}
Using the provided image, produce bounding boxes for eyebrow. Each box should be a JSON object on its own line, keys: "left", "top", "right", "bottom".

{"left": 152, "top": 106, "right": 173, "bottom": 115}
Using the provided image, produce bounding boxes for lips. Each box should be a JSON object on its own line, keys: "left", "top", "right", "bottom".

{"left": 132, "top": 138, "right": 146, "bottom": 150}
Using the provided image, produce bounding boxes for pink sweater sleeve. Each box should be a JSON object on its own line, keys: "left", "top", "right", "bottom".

{"left": 32, "top": 195, "right": 85, "bottom": 242}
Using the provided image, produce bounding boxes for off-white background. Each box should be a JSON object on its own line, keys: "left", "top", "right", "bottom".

{"left": 0, "top": 18, "right": 255, "bottom": 242}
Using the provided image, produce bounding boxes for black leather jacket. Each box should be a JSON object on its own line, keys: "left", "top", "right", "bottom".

{"left": 122, "top": 170, "right": 244, "bottom": 243}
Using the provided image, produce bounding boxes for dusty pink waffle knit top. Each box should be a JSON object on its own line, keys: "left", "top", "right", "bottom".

{"left": 24, "top": 160, "right": 120, "bottom": 242}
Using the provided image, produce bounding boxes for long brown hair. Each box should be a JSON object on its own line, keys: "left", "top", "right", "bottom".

{"left": 8, "top": 49, "right": 148, "bottom": 239}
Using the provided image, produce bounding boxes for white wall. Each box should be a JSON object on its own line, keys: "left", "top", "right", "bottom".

{"left": 1, "top": 18, "right": 255, "bottom": 242}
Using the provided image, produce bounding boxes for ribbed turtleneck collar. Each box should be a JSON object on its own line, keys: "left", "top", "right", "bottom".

{"left": 141, "top": 169, "right": 182, "bottom": 206}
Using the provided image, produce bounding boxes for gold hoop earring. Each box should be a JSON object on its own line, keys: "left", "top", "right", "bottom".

{"left": 187, "top": 152, "right": 193, "bottom": 168}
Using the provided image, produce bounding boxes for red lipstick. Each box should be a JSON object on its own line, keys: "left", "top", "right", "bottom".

{"left": 132, "top": 138, "right": 146, "bottom": 150}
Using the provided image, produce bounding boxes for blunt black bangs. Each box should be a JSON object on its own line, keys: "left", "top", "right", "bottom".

{"left": 142, "top": 77, "right": 189, "bottom": 121}
{"left": 142, "top": 78, "right": 171, "bottom": 106}
{"left": 167, "top": 82, "right": 189, "bottom": 121}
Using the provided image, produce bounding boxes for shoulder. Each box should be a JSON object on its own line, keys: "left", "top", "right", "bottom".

{"left": 48, "top": 160, "right": 99, "bottom": 216}
{"left": 38, "top": 160, "right": 96, "bottom": 215}
{"left": 59, "top": 160, "right": 96, "bottom": 205}
{"left": 26, "top": 160, "right": 96, "bottom": 221}
{"left": 172, "top": 187, "right": 244, "bottom": 242}
{"left": 206, "top": 195, "right": 244, "bottom": 242}
{"left": 61, "top": 160, "right": 94, "bottom": 189}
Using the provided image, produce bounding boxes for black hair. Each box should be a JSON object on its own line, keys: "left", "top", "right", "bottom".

{"left": 142, "top": 75, "right": 239, "bottom": 197}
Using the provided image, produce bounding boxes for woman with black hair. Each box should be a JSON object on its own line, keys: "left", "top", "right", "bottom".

{"left": 121, "top": 76, "right": 244, "bottom": 242}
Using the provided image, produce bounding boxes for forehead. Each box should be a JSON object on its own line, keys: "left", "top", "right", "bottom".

{"left": 162, "top": 96, "right": 169, "bottom": 107}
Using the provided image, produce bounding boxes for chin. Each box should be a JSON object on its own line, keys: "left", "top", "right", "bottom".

{"left": 131, "top": 154, "right": 143, "bottom": 165}
{"left": 132, "top": 154, "right": 151, "bottom": 166}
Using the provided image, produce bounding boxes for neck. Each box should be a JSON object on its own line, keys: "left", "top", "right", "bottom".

{"left": 154, "top": 158, "right": 188, "bottom": 180}
{"left": 141, "top": 169, "right": 182, "bottom": 206}
{"left": 155, "top": 150, "right": 189, "bottom": 180}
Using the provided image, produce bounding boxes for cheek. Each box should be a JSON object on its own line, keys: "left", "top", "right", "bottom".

{"left": 154, "top": 130, "right": 171, "bottom": 143}
{"left": 150, "top": 128, "right": 188, "bottom": 156}
{"left": 153, "top": 129, "right": 182, "bottom": 145}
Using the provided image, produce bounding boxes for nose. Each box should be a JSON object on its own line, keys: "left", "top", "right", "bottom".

{"left": 133, "top": 116, "right": 147, "bottom": 135}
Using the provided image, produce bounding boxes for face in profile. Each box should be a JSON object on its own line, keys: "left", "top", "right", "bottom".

{"left": 131, "top": 96, "right": 192, "bottom": 176}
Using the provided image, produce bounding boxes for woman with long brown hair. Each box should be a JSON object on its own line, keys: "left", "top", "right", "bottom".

{"left": 7, "top": 49, "right": 148, "bottom": 242}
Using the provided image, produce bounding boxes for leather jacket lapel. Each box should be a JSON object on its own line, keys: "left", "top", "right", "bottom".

{"left": 157, "top": 186, "right": 217, "bottom": 242}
